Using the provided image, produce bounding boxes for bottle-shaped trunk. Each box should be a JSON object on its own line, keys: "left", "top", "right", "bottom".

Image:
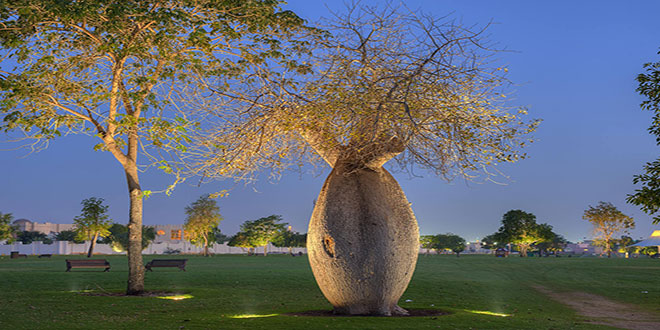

{"left": 307, "top": 163, "right": 419, "bottom": 316}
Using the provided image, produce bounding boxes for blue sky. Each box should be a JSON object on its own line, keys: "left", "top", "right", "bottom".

{"left": 2, "top": 0, "right": 660, "bottom": 242}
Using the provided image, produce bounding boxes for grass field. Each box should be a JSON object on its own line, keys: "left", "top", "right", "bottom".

{"left": 1, "top": 254, "right": 659, "bottom": 329}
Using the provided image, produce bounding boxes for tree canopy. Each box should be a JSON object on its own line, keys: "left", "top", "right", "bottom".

{"left": 73, "top": 198, "right": 112, "bottom": 236}
{"left": 489, "top": 210, "right": 553, "bottom": 257}
{"left": 436, "top": 233, "right": 466, "bottom": 257}
{"left": 227, "top": 231, "right": 256, "bottom": 254}
{"left": 0, "top": 212, "right": 16, "bottom": 243}
{"left": 193, "top": 2, "right": 538, "bottom": 183}
{"left": 628, "top": 50, "right": 660, "bottom": 223}
{"left": 272, "top": 229, "right": 306, "bottom": 254}
{"left": 183, "top": 195, "right": 223, "bottom": 256}
{"left": 72, "top": 197, "right": 112, "bottom": 257}
{"left": 420, "top": 235, "right": 437, "bottom": 254}
{"left": 233, "top": 215, "right": 287, "bottom": 256}
{"left": 16, "top": 230, "right": 48, "bottom": 244}
{"left": 583, "top": 201, "right": 634, "bottom": 258}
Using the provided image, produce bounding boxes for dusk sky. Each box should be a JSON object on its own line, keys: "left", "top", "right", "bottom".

{"left": 2, "top": 0, "right": 660, "bottom": 243}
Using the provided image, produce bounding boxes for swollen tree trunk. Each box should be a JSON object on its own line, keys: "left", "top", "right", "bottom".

{"left": 308, "top": 158, "right": 419, "bottom": 316}
{"left": 87, "top": 232, "right": 99, "bottom": 258}
{"left": 125, "top": 164, "right": 144, "bottom": 295}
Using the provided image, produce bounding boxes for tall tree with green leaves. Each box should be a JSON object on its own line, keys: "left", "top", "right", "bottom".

{"left": 534, "top": 228, "right": 566, "bottom": 256}
{"left": 237, "top": 215, "right": 287, "bottom": 256}
{"left": 73, "top": 197, "right": 112, "bottom": 258}
{"left": 183, "top": 195, "right": 222, "bottom": 257}
{"left": 16, "top": 231, "right": 47, "bottom": 244}
{"left": 583, "top": 202, "right": 634, "bottom": 258}
{"left": 0, "top": 0, "right": 312, "bottom": 294}
{"left": 616, "top": 235, "right": 637, "bottom": 256}
{"left": 436, "top": 233, "right": 467, "bottom": 257}
{"left": 227, "top": 232, "right": 256, "bottom": 255}
{"left": 272, "top": 229, "right": 306, "bottom": 255}
{"left": 492, "top": 210, "right": 550, "bottom": 257}
{"left": 628, "top": 50, "right": 660, "bottom": 223}
{"left": 420, "top": 235, "right": 438, "bottom": 255}
{"left": 0, "top": 212, "right": 16, "bottom": 243}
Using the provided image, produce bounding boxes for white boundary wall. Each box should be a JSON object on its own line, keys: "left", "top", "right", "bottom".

{"left": 0, "top": 241, "right": 306, "bottom": 256}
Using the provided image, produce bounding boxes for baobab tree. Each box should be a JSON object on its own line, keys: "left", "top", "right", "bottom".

{"left": 193, "top": 4, "right": 538, "bottom": 315}
{"left": 0, "top": 0, "right": 311, "bottom": 294}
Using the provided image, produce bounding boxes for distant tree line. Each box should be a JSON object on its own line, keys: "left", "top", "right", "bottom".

{"left": 420, "top": 233, "right": 466, "bottom": 257}
{"left": 479, "top": 203, "right": 637, "bottom": 258}
{"left": 227, "top": 215, "right": 306, "bottom": 256}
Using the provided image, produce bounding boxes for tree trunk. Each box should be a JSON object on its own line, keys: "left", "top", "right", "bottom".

{"left": 87, "top": 232, "right": 99, "bottom": 258}
{"left": 264, "top": 243, "right": 268, "bottom": 256}
{"left": 307, "top": 162, "right": 419, "bottom": 316}
{"left": 520, "top": 245, "right": 527, "bottom": 257}
{"left": 125, "top": 165, "right": 144, "bottom": 295}
{"left": 203, "top": 234, "right": 209, "bottom": 257}
{"left": 288, "top": 246, "right": 293, "bottom": 255}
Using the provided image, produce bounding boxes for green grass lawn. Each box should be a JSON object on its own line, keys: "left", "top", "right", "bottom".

{"left": 0, "top": 254, "right": 658, "bottom": 329}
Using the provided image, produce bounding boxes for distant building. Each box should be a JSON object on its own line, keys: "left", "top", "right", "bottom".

{"left": 12, "top": 219, "right": 74, "bottom": 236}
{"left": 152, "top": 224, "right": 190, "bottom": 244}
{"left": 564, "top": 240, "right": 604, "bottom": 255}
{"left": 466, "top": 241, "right": 491, "bottom": 254}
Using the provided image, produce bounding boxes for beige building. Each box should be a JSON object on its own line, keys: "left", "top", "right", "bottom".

{"left": 12, "top": 219, "right": 74, "bottom": 236}
{"left": 153, "top": 224, "right": 190, "bottom": 243}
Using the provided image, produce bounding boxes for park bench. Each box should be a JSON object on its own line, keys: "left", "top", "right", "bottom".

{"left": 38, "top": 254, "right": 52, "bottom": 258}
{"left": 10, "top": 251, "right": 27, "bottom": 259}
{"left": 145, "top": 259, "right": 188, "bottom": 272}
{"left": 65, "top": 259, "right": 110, "bottom": 272}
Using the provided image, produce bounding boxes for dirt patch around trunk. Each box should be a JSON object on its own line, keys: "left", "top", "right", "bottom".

{"left": 286, "top": 309, "right": 450, "bottom": 318}
{"left": 532, "top": 285, "right": 660, "bottom": 330}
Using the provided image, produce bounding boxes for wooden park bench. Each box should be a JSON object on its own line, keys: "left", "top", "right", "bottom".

{"left": 65, "top": 259, "right": 110, "bottom": 272}
{"left": 145, "top": 259, "right": 188, "bottom": 272}
{"left": 10, "top": 251, "right": 27, "bottom": 259}
{"left": 38, "top": 254, "right": 52, "bottom": 258}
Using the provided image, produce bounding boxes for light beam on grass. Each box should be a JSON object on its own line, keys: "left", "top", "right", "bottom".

{"left": 228, "top": 314, "right": 278, "bottom": 319}
{"left": 465, "top": 310, "right": 511, "bottom": 317}
{"left": 158, "top": 294, "right": 194, "bottom": 301}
